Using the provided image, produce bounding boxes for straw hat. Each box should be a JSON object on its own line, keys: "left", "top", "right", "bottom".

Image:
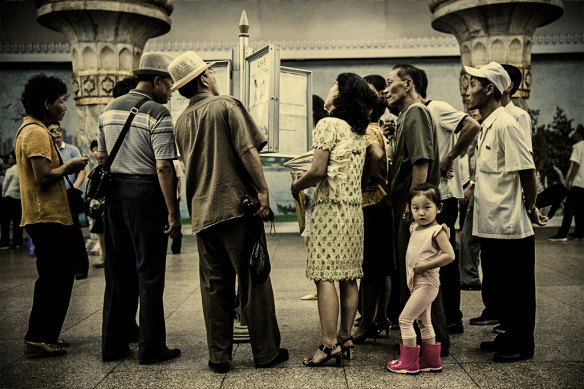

{"left": 133, "top": 52, "right": 173, "bottom": 77}
{"left": 168, "top": 51, "right": 216, "bottom": 91}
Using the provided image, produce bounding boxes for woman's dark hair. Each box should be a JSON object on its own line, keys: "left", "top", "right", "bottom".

{"left": 312, "top": 94, "right": 328, "bottom": 126}
{"left": 330, "top": 73, "right": 377, "bottom": 135}
{"left": 370, "top": 95, "right": 387, "bottom": 123}
{"left": 363, "top": 75, "right": 386, "bottom": 94}
{"left": 113, "top": 76, "right": 138, "bottom": 98}
{"left": 90, "top": 140, "right": 98, "bottom": 151}
{"left": 409, "top": 182, "right": 441, "bottom": 207}
{"left": 21, "top": 74, "right": 67, "bottom": 119}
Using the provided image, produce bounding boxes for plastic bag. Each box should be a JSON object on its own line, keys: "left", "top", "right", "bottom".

{"left": 249, "top": 238, "right": 271, "bottom": 285}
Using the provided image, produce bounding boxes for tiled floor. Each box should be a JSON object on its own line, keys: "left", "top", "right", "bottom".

{"left": 0, "top": 227, "right": 582, "bottom": 388}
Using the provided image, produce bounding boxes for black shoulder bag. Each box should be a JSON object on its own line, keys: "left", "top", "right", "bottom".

{"left": 86, "top": 97, "right": 149, "bottom": 200}
{"left": 51, "top": 142, "right": 86, "bottom": 215}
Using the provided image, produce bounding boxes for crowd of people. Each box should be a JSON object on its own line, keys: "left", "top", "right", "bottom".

{"left": 8, "top": 48, "right": 583, "bottom": 376}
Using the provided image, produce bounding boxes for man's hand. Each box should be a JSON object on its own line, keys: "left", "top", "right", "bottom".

{"left": 529, "top": 207, "right": 548, "bottom": 227}
{"left": 254, "top": 190, "right": 271, "bottom": 219}
{"left": 462, "top": 183, "right": 474, "bottom": 204}
{"left": 67, "top": 156, "right": 89, "bottom": 174}
{"left": 440, "top": 157, "right": 454, "bottom": 178}
{"left": 164, "top": 212, "right": 182, "bottom": 238}
{"left": 402, "top": 203, "right": 413, "bottom": 223}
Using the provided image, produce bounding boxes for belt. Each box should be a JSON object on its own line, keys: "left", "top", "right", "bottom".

{"left": 111, "top": 173, "right": 157, "bottom": 180}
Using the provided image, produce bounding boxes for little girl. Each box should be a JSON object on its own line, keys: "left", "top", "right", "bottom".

{"left": 387, "top": 183, "right": 455, "bottom": 374}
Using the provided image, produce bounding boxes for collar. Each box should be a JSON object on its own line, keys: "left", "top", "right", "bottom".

{"left": 480, "top": 106, "right": 505, "bottom": 131}
{"left": 22, "top": 116, "right": 49, "bottom": 130}
{"left": 504, "top": 101, "right": 515, "bottom": 110}
{"left": 129, "top": 89, "right": 153, "bottom": 100}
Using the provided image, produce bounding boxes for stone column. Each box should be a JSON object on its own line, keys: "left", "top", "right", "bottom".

{"left": 35, "top": 0, "right": 172, "bottom": 149}
{"left": 427, "top": 0, "right": 563, "bottom": 107}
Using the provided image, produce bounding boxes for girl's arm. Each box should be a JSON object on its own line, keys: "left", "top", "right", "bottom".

{"left": 413, "top": 229, "right": 455, "bottom": 275}
{"left": 292, "top": 148, "right": 330, "bottom": 194}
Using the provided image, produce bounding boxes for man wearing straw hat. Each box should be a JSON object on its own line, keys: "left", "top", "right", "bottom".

{"left": 169, "top": 51, "right": 287, "bottom": 373}
{"left": 97, "top": 52, "right": 182, "bottom": 365}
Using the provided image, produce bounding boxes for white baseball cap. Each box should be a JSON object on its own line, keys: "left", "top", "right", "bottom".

{"left": 464, "top": 61, "right": 511, "bottom": 94}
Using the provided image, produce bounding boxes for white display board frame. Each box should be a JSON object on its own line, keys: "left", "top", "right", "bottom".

{"left": 277, "top": 66, "right": 313, "bottom": 156}
{"left": 245, "top": 45, "right": 281, "bottom": 153}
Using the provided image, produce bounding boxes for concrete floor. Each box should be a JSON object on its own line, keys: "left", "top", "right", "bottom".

{"left": 0, "top": 227, "right": 583, "bottom": 389}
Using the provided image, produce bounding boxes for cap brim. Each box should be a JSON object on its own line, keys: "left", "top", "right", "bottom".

{"left": 171, "top": 62, "right": 217, "bottom": 92}
{"left": 133, "top": 69, "right": 171, "bottom": 77}
{"left": 464, "top": 66, "right": 485, "bottom": 78}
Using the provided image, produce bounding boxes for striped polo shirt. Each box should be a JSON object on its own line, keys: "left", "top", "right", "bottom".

{"left": 98, "top": 89, "right": 177, "bottom": 175}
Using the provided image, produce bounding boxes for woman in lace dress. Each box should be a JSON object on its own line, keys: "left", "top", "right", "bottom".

{"left": 291, "top": 73, "right": 377, "bottom": 366}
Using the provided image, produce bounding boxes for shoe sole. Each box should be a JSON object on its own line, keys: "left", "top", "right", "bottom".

{"left": 24, "top": 343, "right": 67, "bottom": 357}
{"left": 386, "top": 367, "right": 420, "bottom": 375}
{"left": 420, "top": 367, "right": 443, "bottom": 373}
{"left": 470, "top": 320, "right": 499, "bottom": 326}
{"left": 548, "top": 238, "right": 568, "bottom": 242}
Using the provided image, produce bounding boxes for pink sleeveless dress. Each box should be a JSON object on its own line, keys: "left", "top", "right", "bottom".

{"left": 405, "top": 222, "right": 450, "bottom": 291}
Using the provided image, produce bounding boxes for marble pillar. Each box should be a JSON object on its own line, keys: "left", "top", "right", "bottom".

{"left": 35, "top": 0, "right": 172, "bottom": 150}
{"left": 427, "top": 0, "right": 564, "bottom": 107}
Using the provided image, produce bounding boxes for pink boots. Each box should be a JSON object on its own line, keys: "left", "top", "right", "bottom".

{"left": 419, "top": 342, "right": 442, "bottom": 373}
{"left": 386, "top": 344, "right": 420, "bottom": 374}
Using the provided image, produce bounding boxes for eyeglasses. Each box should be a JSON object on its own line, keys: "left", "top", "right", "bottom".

{"left": 48, "top": 128, "right": 63, "bottom": 134}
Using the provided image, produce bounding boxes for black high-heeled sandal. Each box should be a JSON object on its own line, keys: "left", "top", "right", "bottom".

{"left": 303, "top": 344, "right": 342, "bottom": 367}
{"left": 352, "top": 323, "right": 380, "bottom": 344}
{"left": 375, "top": 318, "right": 391, "bottom": 338}
{"left": 338, "top": 337, "right": 354, "bottom": 360}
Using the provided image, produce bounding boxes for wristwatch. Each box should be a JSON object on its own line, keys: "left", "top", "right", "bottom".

{"left": 526, "top": 206, "right": 536, "bottom": 216}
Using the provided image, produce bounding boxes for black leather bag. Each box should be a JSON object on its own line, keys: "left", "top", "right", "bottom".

{"left": 86, "top": 164, "right": 111, "bottom": 200}
{"left": 66, "top": 186, "right": 86, "bottom": 215}
{"left": 85, "top": 96, "right": 149, "bottom": 200}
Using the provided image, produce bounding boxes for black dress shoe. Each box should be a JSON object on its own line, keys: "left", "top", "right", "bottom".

{"left": 139, "top": 347, "right": 181, "bottom": 365}
{"left": 102, "top": 347, "right": 132, "bottom": 362}
{"left": 493, "top": 350, "right": 533, "bottom": 363}
{"left": 480, "top": 340, "right": 501, "bottom": 352}
{"left": 470, "top": 314, "right": 499, "bottom": 326}
{"left": 209, "top": 360, "right": 230, "bottom": 373}
{"left": 447, "top": 321, "right": 464, "bottom": 334}
{"left": 24, "top": 341, "right": 67, "bottom": 357}
{"left": 255, "top": 348, "right": 289, "bottom": 368}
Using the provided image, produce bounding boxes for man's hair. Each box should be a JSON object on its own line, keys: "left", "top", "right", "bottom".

{"left": 473, "top": 76, "right": 502, "bottom": 101}
{"left": 178, "top": 75, "right": 204, "bottom": 99}
{"left": 136, "top": 74, "right": 157, "bottom": 83}
{"left": 21, "top": 74, "right": 67, "bottom": 119}
{"left": 113, "top": 76, "right": 138, "bottom": 98}
{"left": 48, "top": 121, "right": 60, "bottom": 128}
{"left": 576, "top": 124, "right": 584, "bottom": 138}
{"left": 418, "top": 68, "right": 429, "bottom": 99}
{"left": 392, "top": 64, "right": 423, "bottom": 96}
{"left": 90, "top": 140, "right": 98, "bottom": 150}
{"left": 363, "top": 75, "right": 387, "bottom": 94}
{"left": 501, "top": 64, "right": 522, "bottom": 96}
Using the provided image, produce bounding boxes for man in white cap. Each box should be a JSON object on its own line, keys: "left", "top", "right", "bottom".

{"left": 97, "top": 52, "right": 182, "bottom": 365}
{"left": 168, "top": 51, "right": 287, "bottom": 373}
{"left": 464, "top": 61, "right": 547, "bottom": 363}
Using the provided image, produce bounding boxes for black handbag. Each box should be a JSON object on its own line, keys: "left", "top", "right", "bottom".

{"left": 86, "top": 96, "right": 149, "bottom": 200}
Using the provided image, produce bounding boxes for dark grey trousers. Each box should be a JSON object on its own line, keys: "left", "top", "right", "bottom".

{"left": 196, "top": 216, "right": 281, "bottom": 365}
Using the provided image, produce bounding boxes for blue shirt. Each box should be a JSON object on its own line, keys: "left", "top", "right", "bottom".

{"left": 59, "top": 142, "right": 81, "bottom": 189}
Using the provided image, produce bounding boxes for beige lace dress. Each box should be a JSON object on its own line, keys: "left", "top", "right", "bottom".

{"left": 306, "top": 117, "right": 366, "bottom": 281}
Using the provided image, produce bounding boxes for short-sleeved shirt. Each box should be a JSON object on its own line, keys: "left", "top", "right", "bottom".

{"left": 426, "top": 100, "right": 467, "bottom": 200}
{"left": 58, "top": 142, "right": 81, "bottom": 189}
{"left": 98, "top": 89, "right": 177, "bottom": 175}
{"left": 363, "top": 123, "right": 388, "bottom": 207}
{"left": 174, "top": 92, "right": 267, "bottom": 234}
{"left": 504, "top": 101, "right": 532, "bottom": 153}
{"left": 15, "top": 117, "right": 72, "bottom": 227}
{"left": 391, "top": 101, "right": 440, "bottom": 204}
{"left": 2, "top": 165, "right": 20, "bottom": 199}
{"left": 571, "top": 140, "right": 584, "bottom": 189}
{"left": 473, "top": 106, "right": 535, "bottom": 239}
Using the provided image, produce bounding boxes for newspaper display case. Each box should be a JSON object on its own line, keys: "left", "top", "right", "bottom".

{"left": 278, "top": 66, "right": 312, "bottom": 156}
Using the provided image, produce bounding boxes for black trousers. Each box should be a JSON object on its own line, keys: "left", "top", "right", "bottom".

{"left": 196, "top": 216, "right": 281, "bottom": 365}
{"left": 480, "top": 236, "right": 536, "bottom": 354}
{"left": 391, "top": 200, "right": 450, "bottom": 355}
{"left": 557, "top": 186, "right": 584, "bottom": 237}
{"left": 71, "top": 214, "right": 89, "bottom": 278}
{"left": 24, "top": 223, "right": 76, "bottom": 343}
{"left": 0, "top": 196, "right": 23, "bottom": 246}
{"left": 437, "top": 197, "right": 463, "bottom": 325}
{"left": 102, "top": 176, "right": 169, "bottom": 360}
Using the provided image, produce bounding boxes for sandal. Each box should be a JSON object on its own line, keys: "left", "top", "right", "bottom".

{"left": 303, "top": 344, "right": 342, "bottom": 367}
{"left": 338, "top": 337, "right": 355, "bottom": 360}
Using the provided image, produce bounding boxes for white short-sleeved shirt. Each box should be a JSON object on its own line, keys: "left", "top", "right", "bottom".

{"left": 504, "top": 101, "right": 532, "bottom": 153}
{"left": 427, "top": 100, "right": 467, "bottom": 200}
{"left": 571, "top": 140, "right": 584, "bottom": 189}
{"left": 473, "top": 107, "right": 535, "bottom": 239}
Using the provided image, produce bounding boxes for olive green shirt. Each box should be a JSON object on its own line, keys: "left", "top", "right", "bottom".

{"left": 174, "top": 92, "right": 267, "bottom": 233}
{"left": 390, "top": 101, "right": 440, "bottom": 203}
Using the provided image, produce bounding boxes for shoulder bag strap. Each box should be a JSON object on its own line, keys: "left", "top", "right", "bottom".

{"left": 104, "top": 96, "right": 150, "bottom": 169}
{"left": 50, "top": 137, "right": 77, "bottom": 189}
